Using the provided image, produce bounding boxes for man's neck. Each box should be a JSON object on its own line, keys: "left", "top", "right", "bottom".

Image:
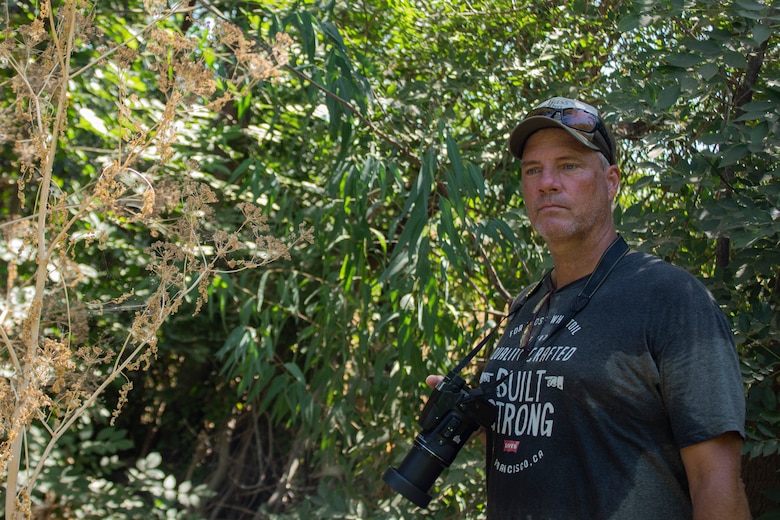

{"left": 548, "top": 230, "right": 618, "bottom": 289}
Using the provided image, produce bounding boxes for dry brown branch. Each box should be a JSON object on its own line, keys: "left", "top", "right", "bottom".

{"left": 0, "top": 1, "right": 308, "bottom": 517}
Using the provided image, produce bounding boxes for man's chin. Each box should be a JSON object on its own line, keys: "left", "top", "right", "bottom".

{"left": 533, "top": 223, "right": 579, "bottom": 241}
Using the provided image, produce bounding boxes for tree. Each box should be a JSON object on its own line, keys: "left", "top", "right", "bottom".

{"left": 0, "top": 1, "right": 310, "bottom": 517}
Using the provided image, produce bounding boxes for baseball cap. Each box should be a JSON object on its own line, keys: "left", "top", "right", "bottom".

{"left": 508, "top": 97, "right": 617, "bottom": 165}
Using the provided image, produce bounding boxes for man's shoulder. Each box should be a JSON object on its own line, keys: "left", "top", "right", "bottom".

{"left": 618, "top": 250, "right": 716, "bottom": 302}
{"left": 623, "top": 250, "right": 700, "bottom": 280}
{"left": 508, "top": 278, "right": 544, "bottom": 314}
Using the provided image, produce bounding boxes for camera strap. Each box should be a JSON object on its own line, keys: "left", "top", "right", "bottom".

{"left": 451, "top": 235, "right": 630, "bottom": 378}
{"left": 450, "top": 311, "right": 511, "bottom": 377}
{"left": 518, "top": 234, "right": 630, "bottom": 351}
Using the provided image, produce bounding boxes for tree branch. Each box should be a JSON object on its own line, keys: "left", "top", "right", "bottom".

{"left": 199, "top": 0, "right": 422, "bottom": 168}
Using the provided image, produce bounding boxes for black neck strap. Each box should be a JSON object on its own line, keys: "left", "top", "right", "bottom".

{"left": 521, "top": 234, "right": 629, "bottom": 351}
{"left": 451, "top": 235, "right": 630, "bottom": 377}
{"left": 572, "top": 234, "right": 630, "bottom": 312}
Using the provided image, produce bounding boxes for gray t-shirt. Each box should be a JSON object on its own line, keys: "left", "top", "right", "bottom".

{"left": 480, "top": 250, "right": 745, "bottom": 519}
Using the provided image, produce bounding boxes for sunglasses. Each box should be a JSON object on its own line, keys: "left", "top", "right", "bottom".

{"left": 524, "top": 107, "right": 613, "bottom": 163}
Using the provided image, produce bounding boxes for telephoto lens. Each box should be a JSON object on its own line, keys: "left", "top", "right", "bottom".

{"left": 383, "top": 374, "right": 496, "bottom": 508}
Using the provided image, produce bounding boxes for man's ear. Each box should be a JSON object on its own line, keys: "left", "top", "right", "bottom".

{"left": 607, "top": 164, "right": 621, "bottom": 200}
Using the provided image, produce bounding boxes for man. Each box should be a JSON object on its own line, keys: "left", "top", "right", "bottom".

{"left": 429, "top": 97, "right": 750, "bottom": 519}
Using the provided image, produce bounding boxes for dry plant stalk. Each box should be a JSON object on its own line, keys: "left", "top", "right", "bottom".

{"left": 0, "top": 1, "right": 308, "bottom": 518}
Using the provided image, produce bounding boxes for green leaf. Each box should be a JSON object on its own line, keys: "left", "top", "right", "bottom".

{"left": 284, "top": 362, "right": 306, "bottom": 383}
{"left": 295, "top": 11, "right": 316, "bottom": 60}
{"left": 666, "top": 52, "right": 703, "bottom": 68}
{"left": 318, "top": 20, "right": 347, "bottom": 52}
{"left": 723, "top": 50, "right": 748, "bottom": 69}
{"left": 258, "top": 376, "right": 288, "bottom": 415}
{"left": 734, "top": 0, "right": 767, "bottom": 12}
{"left": 378, "top": 253, "right": 410, "bottom": 283}
{"left": 720, "top": 144, "right": 749, "bottom": 166}
{"left": 657, "top": 84, "right": 681, "bottom": 109}
{"left": 697, "top": 62, "right": 720, "bottom": 81}
{"left": 752, "top": 23, "right": 774, "bottom": 45}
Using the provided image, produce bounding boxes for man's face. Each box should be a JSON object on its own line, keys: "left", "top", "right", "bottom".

{"left": 520, "top": 128, "right": 619, "bottom": 244}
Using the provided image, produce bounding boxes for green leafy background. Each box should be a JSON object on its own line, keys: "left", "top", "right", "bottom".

{"left": 0, "top": 0, "right": 778, "bottom": 518}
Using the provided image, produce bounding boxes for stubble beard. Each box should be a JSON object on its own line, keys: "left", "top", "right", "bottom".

{"left": 531, "top": 200, "right": 611, "bottom": 245}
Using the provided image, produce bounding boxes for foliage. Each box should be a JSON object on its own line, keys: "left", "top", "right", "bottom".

{"left": 0, "top": 0, "right": 777, "bottom": 519}
{"left": 604, "top": 5, "right": 780, "bottom": 511}
{"left": 29, "top": 414, "right": 212, "bottom": 519}
{"left": 0, "top": 1, "right": 310, "bottom": 518}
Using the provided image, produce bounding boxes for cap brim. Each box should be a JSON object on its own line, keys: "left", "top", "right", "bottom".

{"left": 508, "top": 117, "right": 601, "bottom": 159}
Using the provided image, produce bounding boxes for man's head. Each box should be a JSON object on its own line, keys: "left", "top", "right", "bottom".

{"left": 508, "top": 97, "right": 616, "bottom": 166}
{"left": 514, "top": 99, "right": 621, "bottom": 246}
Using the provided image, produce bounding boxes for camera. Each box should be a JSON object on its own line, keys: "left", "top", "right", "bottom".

{"left": 382, "top": 372, "right": 497, "bottom": 508}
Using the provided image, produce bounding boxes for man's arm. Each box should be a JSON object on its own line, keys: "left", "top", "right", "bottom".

{"left": 680, "top": 431, "right": 751, "bottom": 520}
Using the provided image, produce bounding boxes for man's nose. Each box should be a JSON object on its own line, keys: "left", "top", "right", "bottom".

{"left": 537, "top": 167, "right": 562, "bottom": 192}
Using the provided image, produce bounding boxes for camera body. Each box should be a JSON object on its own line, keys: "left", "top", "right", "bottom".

{"left": 382, "top": 373, "right": 497, "bottom": 508}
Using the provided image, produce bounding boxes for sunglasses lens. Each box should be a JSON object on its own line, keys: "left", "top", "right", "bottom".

{"left": 525, "top": 107, "right": 599, "bottom": 133}
{"left": 526, "top": 107, "right": 558, "bottom": 118}
{"left": 560, "top": 109, "right": 599, "bottom": 132}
